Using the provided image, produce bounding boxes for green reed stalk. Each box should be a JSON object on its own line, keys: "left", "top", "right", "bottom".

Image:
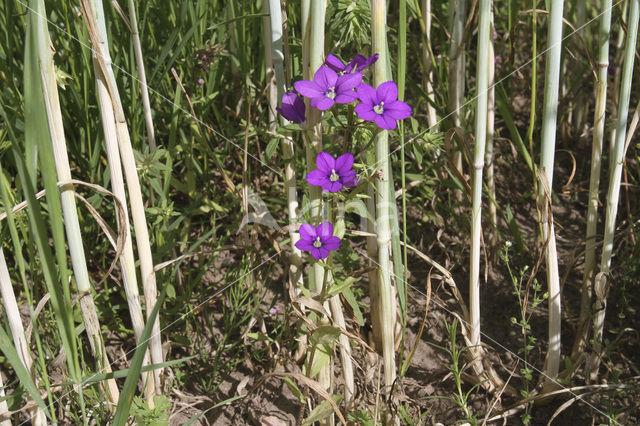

{"left": 486, "top": 34, "right": 497, "bottom": 238}
{"left": 470, "top": 0, "right": 492, "bottom": 353}
{"left": 81, "top": 0, "right": 156, "bottom": 403}
{"left": 86, "top": 0, "right": 164, "bottom": 396}
{"left": 23, "top": 2, "right": 88, "bottom": 419}
{"left": 126, "top": 0, "right": 156, "bottom": 151}
{"left": 0, "top": 360, "right": 10, "bottom": 426}
{"left": 539, "top": 0, "right": 565, "bottom": 391}
{"left": 0, "top": 248, "right": 46, "bottom": 424}
{"left": 35, "top": 0, "right": 119, "bottom": 404}
{"left": 302, "top": 0, "right": 334, "bottom": 410}
{"left": 266, "top": 0, "right": 303, "bottom": 290}
{"left": 371, "top": 0, "right": 397, "bottom": 404}
{"left": 589, "top": 0, "right": 639, "bottom": 382}
{"left": 420, "top": 0, "right": 438, "bottom": 129}
{"left": 572, "top": 0, "right": 613, "bottom": 360}
{"left": 448, "top": 0, "right": 467, "bottom": 195}
{"left": 609, "top": 0, "right": 628, "bottom": 170}
{"left": 573, "top": 0, "right": 587, "bottom": 134}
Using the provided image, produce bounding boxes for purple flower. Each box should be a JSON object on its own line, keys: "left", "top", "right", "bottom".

{"left": 350, "top": 53, "right": 379, "bottom": 72}
{"left": 355, "top": 81, "right": 412, "bottom": 130}
{"left": 295, "top": 222, "right": 341, "bottom": 260}
{"left": 325, "top": 54, "right": 353, "bottom": 73}
{"left": 196, "top": 78, "right": 205, "bottom": 88}
{"left": 276, "top": 91, "right": 306, "bottom": 124}
{"left": 294, "top": 66, "right": 362, "bottom": 111}
{"left": 269, "top": 305, "right": 280, "bottom": 315}
{"left": 325, "top": 53, "right": 379, "bottom": 74}
{"left": 306, "top": 152, "right": 357, "bottom": 192}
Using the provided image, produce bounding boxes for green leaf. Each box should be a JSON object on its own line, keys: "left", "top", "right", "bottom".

{"left": 342, "top": 287, "right": 364, "bottom": 326}
{"left": 0, "top": 326, "right": 50, "bottom": 419}
{"left": 302, "top": 395, "right": 342, "bottom": 426}
{"left": 327, "top": 276, "right": 357, "bottom": 297}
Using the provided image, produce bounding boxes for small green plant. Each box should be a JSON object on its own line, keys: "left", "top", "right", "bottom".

{"left": 428, "top": 318, "right": 478, "bottom": 425}
{"left": 501, "top": 242, "right": 547, "bottom": 424}
{"left": 130, "top": 395, "right": 171, "bottom": 425}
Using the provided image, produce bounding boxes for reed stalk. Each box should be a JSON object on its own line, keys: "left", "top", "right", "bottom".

{"left": 0, "top": 248, "right": 46, "bottom": 425}
{"left": 609, "top": 0, "right": 628, "bottom": 170}
{"left": 538, "top": 0, "right": 565, "bottom": 391}
{"left": 469, "top": 0, "right": 492, "bottom": 360}
{"left": 301, "top": 0, "right": 334, "bottom": 412}
{"left": 448, "top": 0, "right": 467, "bottom": 197}
{"left": 126, "top": 0, "right": 156, "bottom": 151}
{"left": 35, "top": 0, "right": 119, "bottom": 404}
{"left": 573, "top": 1, "right": 587, "bottom": 134}
{"left": 84, "top": 0, "right": 164, "bottom": 396}
{"left": 266, "top": 0, "right": 303, "bottom": 291}
{"left": 81, "top": 0, "right": 156, "bottom": 403}
{"left": 589, "top": 0, "right": 639, "bottom": 382}
{"left": 371, "top": 0, "right": 397, "bottom": 407}
{"left": 486, "top": 32, "right": 497, "bottom": 238}
{"left": 420, "top": 0, "right": 438, "bottom": 129}
{"left": 572, "top": 0, "right": 613, "bottom": 360}
{"left": 0, "top": 364, "right": 10, "bottom": 426}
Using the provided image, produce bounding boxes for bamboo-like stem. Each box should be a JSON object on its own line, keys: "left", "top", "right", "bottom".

{"left": 329, "top": 290, "right": 354, "bottom": 409}
{"left": 0, "top": 366, "right": 10, "bottom": 426}
{"left": 573, "top": 1, "right": 587, "bottom": 134}
{"left": 86, "top": 0, "right": 164, "bottom": 396}
{"left": 371, "top": 0, "right": 397, "bottom": 409}
{"left": 35, "top": 0, "right": 118, "bottom": 404}
{"left": 0, "top": 249, "right": 46, "bottom": 425}
{"left": 572, "top": 0, "right": 613, "bottom": 360}
{"left": 266, "top": 0, "right": 303, "bottom": 289}
{"left": 589, "top": 0, "right": 639, "bottom": 382}
{"left": 81, "top": 0, "right": 156, "bottom": 403}
{"left": 486, "top": 34, "right": 497, "bottom": 238}
{"left": 303, "top": 0, "right": 333, "bottom": 413}
{"left": 609, "top": 0, "right": 628, "bottom": 170}
{"left": 448, "top": 0, "right": 467, "bottom": 199}
{"left": 539, "top": 0, "right": 565, "bottom": 391}
{"left": 421, "top": 0, "right": 438, "bottom": 129}
{"left": 126, "top": 0, "right": 156, "bottom": 151}
{"left": 470, "top": 0, "right": 492, "bottom": 352}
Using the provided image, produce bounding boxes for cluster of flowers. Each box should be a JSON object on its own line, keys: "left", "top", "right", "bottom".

{"left": 277, "top": 53, "right": 412, "bottom": 130}
{"left": 294, "top": 152, "right": 354, "bottom": 260}
{"left": 281, "top": 53, "right": 412, "bottom": 260}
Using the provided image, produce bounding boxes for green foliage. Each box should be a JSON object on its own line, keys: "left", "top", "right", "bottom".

{"left": 130, "top": 395, "right": 171, "bottom": 426}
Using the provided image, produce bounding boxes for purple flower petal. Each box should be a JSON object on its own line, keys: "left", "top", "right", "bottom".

{"left": 325, "top": 54, "right": 347, "bottom": 73}
{"left": 339, "top": 170, "right": 357, "bottom": 183}
{"left": 277, "top": 92, "right": 306, "bottom": 123}
{"left": 335, "top": 153, "right": 354, "bottom": 174}
{"left": 342, "top": 174, "right": 358, "bottom": 188}
{"left": 315, "top": 66, "right": 338, "bottom": 90}
{"left": 377, "top": 81, "right": 398, "bottom": 103}
{"left": 322, "top": 180, "right": 343, "bottom": 192}
{"left": 322, "top": 236, "right": 341, "bottom": 251}
{"left": 317, "top": 246, "right": 330, "bottom": 259}
{"left": 334, "top": 92, "right": 358, "bottom": 104}
{"left": 294, "top": 80, "right": 323, "bottom": 99}
{"left": 355, "top": 53, "right": 379, "bottom": 72}
{"left": 337, "top": 72, "right": 363, "bottom": 91}
{"left": 317, "top": 222, "right": 334, "bottom": 239}
{"left": 355, "top": 103, "right": 378, "bottom": 121}
{"left": 374, "top": 113, "right": 397, "bottom": 130}
{"left": 295, "top": 239, "right": 315, "bottom": 251}
{"left": 311, "top": 96, "right": 336, "bottom": 111}
{"left": 306, "top": 169, "right": 329, "bottom": 187}
{"left": 316, "top": 152, "right": 336, "bottom": 173}
{"left": 298, "top": 223, "right": 317, "bottom": 241}
{"left": 310, "top": 247, "right": 322, "bottom": 260}
{"left": 384, "top": 100, "right": 413, "bottom": 120}
{"left": 356, "top": 83, "right": 377, "bottom": 105}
